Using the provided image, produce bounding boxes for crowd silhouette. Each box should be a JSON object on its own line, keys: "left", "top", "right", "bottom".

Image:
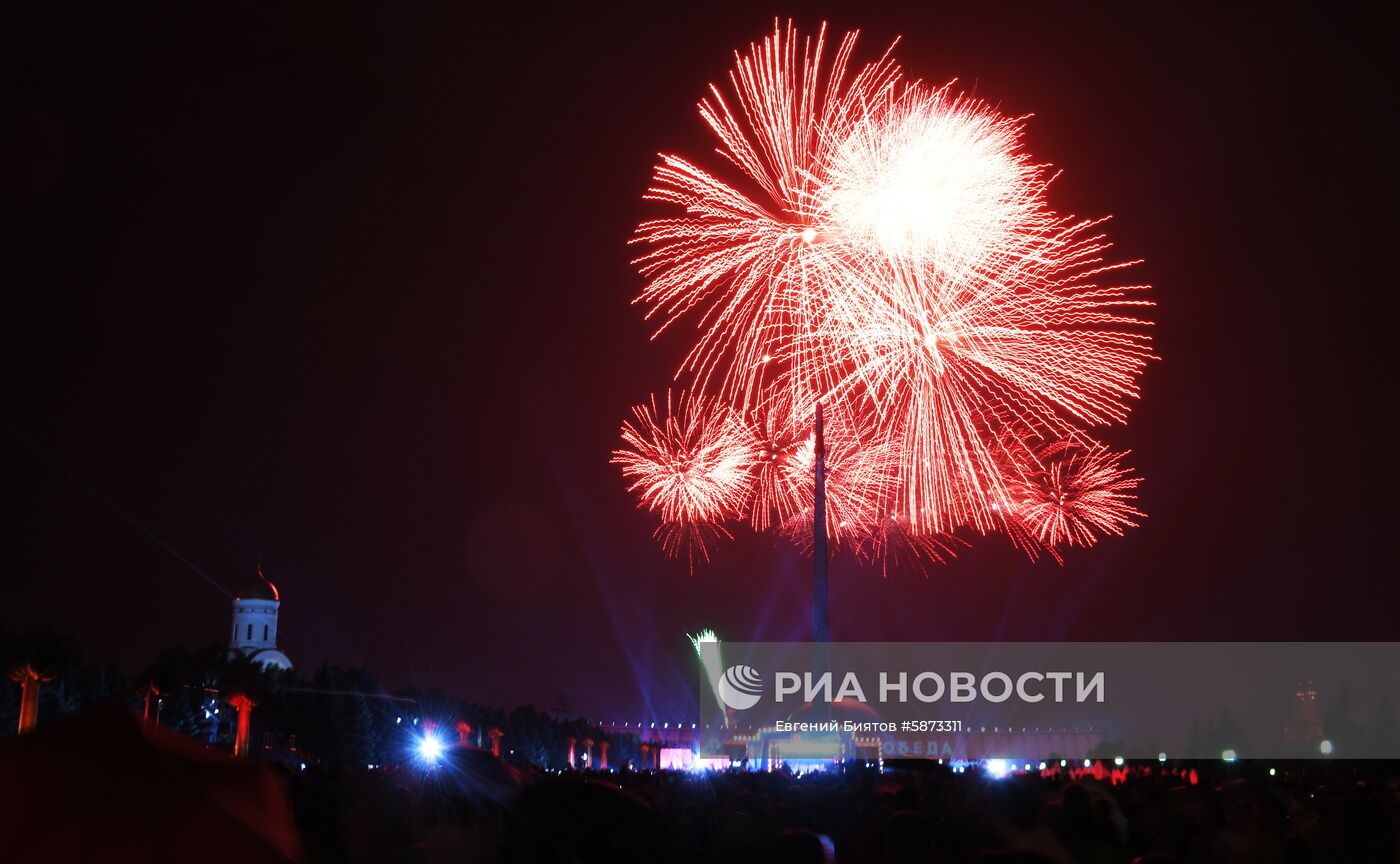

{"left": 286, "top": 756, "right": 1400, "bottom": 863}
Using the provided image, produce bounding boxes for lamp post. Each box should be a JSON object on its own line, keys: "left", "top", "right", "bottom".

{"left": 229, "top": 693, "right": 256, "bottom": 757}
{"left": 141, "top": 681, "right": 162, "bottom": 727}
{"left": 11, "top": 665, "right": 52, "bottom": 734}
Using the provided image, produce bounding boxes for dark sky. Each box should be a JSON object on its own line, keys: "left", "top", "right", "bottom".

{"left": 2, "top": 3, "right": 1394, "bottom": 721}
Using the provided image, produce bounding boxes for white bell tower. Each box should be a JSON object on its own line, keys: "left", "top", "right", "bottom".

{"left": 230, "top": 565, "right": 292, "bottom": 670}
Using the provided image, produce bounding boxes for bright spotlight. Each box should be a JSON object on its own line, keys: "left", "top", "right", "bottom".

{"left": 985, "top": 758, "right": 1010, "bottom": 779}
{"left": 418, "top": 732, "right": 445, "bottom": 764}
{"left": 1320, "top": 739, "right": 1333, "bottom": 756}
{"left": 1221, "top": 749, "right": 1237, "bottom": 762}
{"left": 1157, "top": 752, "right": 1167, "bottom": 762}
{"left": 1113, "top": 756, "right": 1124, "bottom": 766}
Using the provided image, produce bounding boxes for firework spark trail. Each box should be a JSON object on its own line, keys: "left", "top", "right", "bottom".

{"left": 849, "top": 512, "right": 966, "bottom": 576}
{"left": 744, "top": 389, "right": 808, "bottom": 531}
{"left": 741, "top": 389, "right": 963, "bottom": 572}
{"left": 820, "top": 234, "right": 1152, "bottom": 535}
{"left": 631, "top": 22, "right": 904, "bottom": 410}
{"left": 651, "top": 520, "right": 732, "bottom": 568}
{"left": 619, "top": 21, "right": 1155, "bottom": 566}
{"left": 775, "top": 407, "right": 900, "bottom": 548}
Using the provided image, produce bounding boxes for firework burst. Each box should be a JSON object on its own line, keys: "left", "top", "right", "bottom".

{"left": 1008, "top": 440, "right": 1144, "bottom": 551}
{"left": 619, "top": 21, "right": 1154, "bottom": 568}
{"left": 813, "top": 89, "right": 1154, "bottom": 535}
{"left": 819, "top": 81, "right": 1057, "bottom": 278}
{"left": 612, "top": 391, "right": 757, "bottom": 535}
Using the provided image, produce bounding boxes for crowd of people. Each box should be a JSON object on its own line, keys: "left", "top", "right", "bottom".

{"left": 285, "top": 757, "right": 1400, "bottom": 863}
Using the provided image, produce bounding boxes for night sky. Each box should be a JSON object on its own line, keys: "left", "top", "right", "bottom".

{"left": 2, "top": 4, "right": 1393, "bottom": 721}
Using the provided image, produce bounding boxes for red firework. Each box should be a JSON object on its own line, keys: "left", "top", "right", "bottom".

{"left": 612, "top": 391, "right": 757, "bottom": 528}
{"left": 744, "top": 390, "right": 809, "bottom": 532}
{"left": 651, "top": 520, "right": 734, "bottom": 569}
{"left": 631, "top": 22, "right": 903, "bottom": 407}
{"left": 849, "top": 513, "right": 966, "bottom": 576}
{"left": 1007, "top": 440, "right": 1144, "bottom": 551}
{"left": 620, "top": 21, "right": 1154, "bottom": 566}
{"left": 774, "top": 407, "right": 899, "bottom": 549}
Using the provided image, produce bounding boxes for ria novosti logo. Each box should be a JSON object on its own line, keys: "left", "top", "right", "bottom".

{"left": 716, "top": 664, "right": 763, "bottom": 710}
{"left": 710, "top": 664, "right": 1107, "bottom": 712}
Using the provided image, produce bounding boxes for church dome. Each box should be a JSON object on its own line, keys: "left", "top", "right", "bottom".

{"left": 236, "top": 565, "right": 280, "bottom": 601}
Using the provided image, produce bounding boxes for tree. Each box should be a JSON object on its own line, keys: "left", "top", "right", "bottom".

{"left": 334, "top": 693, "right": 378, "bottom": 765}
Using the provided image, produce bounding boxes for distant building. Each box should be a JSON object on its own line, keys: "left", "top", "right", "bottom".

{"left": 1284, "top": 679, "right": 1323, "bottom": 749}
{"left": 229, "top": 566, "right": 292, "bottom": 670}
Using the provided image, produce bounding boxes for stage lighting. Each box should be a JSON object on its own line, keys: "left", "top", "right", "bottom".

{"left": 418, "top": 732, "right": 445, "bottom": 764}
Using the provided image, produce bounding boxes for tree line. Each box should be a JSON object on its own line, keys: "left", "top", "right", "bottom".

{"left": 0, "top": 624, "right": 642, "bottom": 770}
